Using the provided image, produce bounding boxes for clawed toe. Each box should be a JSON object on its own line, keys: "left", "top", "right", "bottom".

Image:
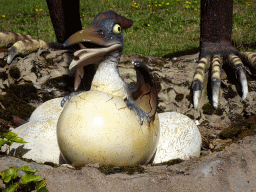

{"left": 192, "top": 56, "right": 210, "bottom": 109}
{"left": 61, "top": 91, "right": 84, "bottom": 108}
{"left": 240, "top": 52, "right": 256, "bottom": 72}
{"left": 228, "top": 54, "right": 248, "bottom": 100}
{"left": 125, "top": 99, "right": 150, "bottom": 126}
{"left": 0, "top": 32, "right": 63, "bottom": 64}
{"left": 211, "top": 55, "right": 222, "bottom": 109}
{"left": 61, "top": 95, "right": 72, "bottom": 108}
{"left": 192, "top": 53, "right": 251, "bottom": 109}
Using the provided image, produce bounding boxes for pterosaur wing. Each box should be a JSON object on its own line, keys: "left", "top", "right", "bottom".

{"left": 131, "top": 61, "right": 158, "bottom": 121}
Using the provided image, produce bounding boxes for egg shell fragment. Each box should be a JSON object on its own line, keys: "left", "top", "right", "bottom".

{"left": 2, "top": 98, "right": 64, "bottom": 164}
{"left": 153, "top": 112, "right": 202, "bottom": 163}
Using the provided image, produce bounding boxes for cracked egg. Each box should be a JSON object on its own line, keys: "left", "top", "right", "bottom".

{"left": 57, "top": 91, "right": 160, "bottom": 166}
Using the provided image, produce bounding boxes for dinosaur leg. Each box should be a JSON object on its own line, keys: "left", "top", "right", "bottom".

{"left": 0, "top": 0, "right": 82, "bottom": 64}
{"left": 46, "top": 0, "right": 82, "bottom": 43}
{"left": 192, "top": 0, "right": 256, "bottom": 109}
{"left": 0, "top": 32, "right": 63, "bottom": 64}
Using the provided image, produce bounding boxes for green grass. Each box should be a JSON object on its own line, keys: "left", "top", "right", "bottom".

{"left": 0, "top": 0, "right": 255, "bottom": 57}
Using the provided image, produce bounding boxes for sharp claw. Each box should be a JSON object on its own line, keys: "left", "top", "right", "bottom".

{"left": 61, "top": 95, "right": 71, "bottom": 108}
{"left": 229, "top": 54, "right": 248, "bottom": 100}
{"left": 212, "top": 79, "right": 220, "bottom": 109}
{"left": 239, "top": 68, "right": 248, "bottom": 100}
{"left": 7, "top": 47, "right": 18, "bottom": 64}
{"left": 193, "top": 90, "right": 200, "bottom": 109}
{"left": 61, "top": 91, "right": 84, "bottom": 108}
{"left": 139, "top": 112, "right": 150, "bottom": 126}
{"left": 192, "top": 56, "right": 210, "bottom": 109}
{"left": 5, "top": 38, "right": 62, "bottom": 64}
{"left": 125, "top": 99, "right": 150, "bottom": 126}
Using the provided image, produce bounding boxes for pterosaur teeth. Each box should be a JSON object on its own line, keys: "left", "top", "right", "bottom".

{"left": 193, "top": 90, "right": 201, "bottom": 109}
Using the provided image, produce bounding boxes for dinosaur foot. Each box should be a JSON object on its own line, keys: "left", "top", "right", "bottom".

{"left": 192, "top": 52, "right": 256, "bottom": 109}
{"left": 0, "top": 32, "right": 63, "bottom": 64}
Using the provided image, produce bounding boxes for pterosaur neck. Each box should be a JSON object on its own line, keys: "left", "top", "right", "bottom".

{"left": 94, "top": 51, "right": 121, "bottom": 76}
{"left": 91, "top": 51, "right": 129, "bottom": 99}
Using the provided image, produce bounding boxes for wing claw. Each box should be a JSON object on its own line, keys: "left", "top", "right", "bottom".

{"left": 125, "top": 99, "right": 150, "bottom": 126}
{"left": 61, "top": 91, "right": 84, "bottom": 108}
{"left": 131, "top": 61, "right": 157, "bottom": 122}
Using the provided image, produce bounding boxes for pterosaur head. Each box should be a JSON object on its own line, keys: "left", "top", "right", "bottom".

{"left": 64, "top": 11, "right": 133, "bottom": 73}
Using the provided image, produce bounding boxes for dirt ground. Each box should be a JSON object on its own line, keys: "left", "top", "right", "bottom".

{"left": 0, "top": 135, "right": 255, "bottom": 191}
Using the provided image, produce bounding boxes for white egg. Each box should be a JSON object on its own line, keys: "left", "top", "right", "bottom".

{"left": 57, "top": 90, "right": 160, "bottom": 166}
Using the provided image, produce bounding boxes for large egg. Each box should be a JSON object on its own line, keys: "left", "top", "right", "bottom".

{"left": 57, "top": 91, "right": 159, "bottom": 166}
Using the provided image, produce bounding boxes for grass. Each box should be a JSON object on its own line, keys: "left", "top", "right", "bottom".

{"left": 0, "top": 0, "right": 255, "bottom": 57}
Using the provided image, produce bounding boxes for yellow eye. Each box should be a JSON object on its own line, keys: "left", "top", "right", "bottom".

{"left": 113, "top": 24, "right": 122, "bottom": 34}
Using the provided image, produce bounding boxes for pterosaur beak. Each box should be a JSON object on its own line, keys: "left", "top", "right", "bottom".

{"left": 63, "top": 25, "right": 108, "bottom": 48}
{"left": 69, "top": 43, "right": 122, "bottom": 71}
{"left": 64, "top": 11, "right": 133, "bottom": 91}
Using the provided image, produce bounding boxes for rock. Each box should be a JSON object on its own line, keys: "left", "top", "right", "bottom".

{"left": 210, "top": 138, "right": 232, "bottom": 150}
{"left": 49, "top": 69, "right": 62, "bottom": 79}
{"left": 3, "top": 79, "right": 9, "bottom": 87}
{"left": 0, "top": 79, "right": 4, "bottom": 89}
{"left": 57, "top": 91, "right": 160, "bottom": 166}
{"left": 153, "top": 112, "right": 202, "bottom": 163}
{"left": 37, "top": 75, "right": 50, "bottom": 85}
{"left": 0, "top": 156, "right": 53, "bottom": 177}
{"left": 22, "top": 73, "right": 37, "bottom": 83}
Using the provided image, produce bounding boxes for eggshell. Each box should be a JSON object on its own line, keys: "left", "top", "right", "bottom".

{"left": 57, "top": 91, "right": 160, "bottom": 166}
{"left": 2, "top": 98, "right": 64, "bottom": 164}
{"left": 153, "top": 112, "right": 202, "bottom": 163}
